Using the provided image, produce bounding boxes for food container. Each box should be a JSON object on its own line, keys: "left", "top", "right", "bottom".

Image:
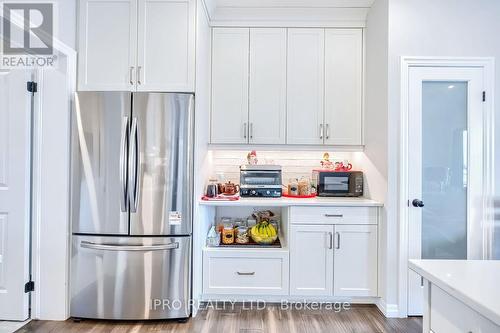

{"left": 233, "top": 218, "right": 246, "bottom": 228}
{"left": 222, "top": 223, "right": 234, "bottom": 244}
{"left": 206, "top": 226, "right": 220, "bottom": 247}
{"left": 246, "top": 217, "right": 257, "bottom": 228}
{"left": 288, "top": 178, "right": 299, "bottom": 196}
{"left": 218, "top": 217, "right": 232, "bottom": 233}
{"left": 235, "top": 226, "right": 249, "bottom": 244}
{"left": 269, "top": 217, "right": 280, "bottom": 235}
{"left": 298, "top": 177, "right": 310, "bottom": 196}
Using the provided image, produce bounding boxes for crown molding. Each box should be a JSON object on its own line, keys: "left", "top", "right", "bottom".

{"left": 215, "top": 0, "right": 375, "bottom": 8}
{"left": 210, "top": 7, "right": 369, "bottom": 28}
{"left": 200, "top": 0, "right": 371, "bottom": 27}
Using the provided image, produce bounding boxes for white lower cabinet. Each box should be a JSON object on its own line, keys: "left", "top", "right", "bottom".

{"left": 290, "top": 225, "right": 334, "bottom": 296}
{"left": 430, "top": 285, "right": 499, "bottom": 333}
{"left": 290, "top": 207, "right": 378, "bottom": 298}
{"left": 203, "top": 249, "right": 289, "bottom": 296}
{"left": 334, "top": 225, "right": 378, "bottom": 297}
{"left": 202, "top": 206, "right": 379, "bottom": 300}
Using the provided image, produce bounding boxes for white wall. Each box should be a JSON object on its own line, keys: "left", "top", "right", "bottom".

{"left": 384, "top": 0, "right": 500, "bottom": 315}
{"left": 192, "top": 0, "right": 212, "bottom": 306}
{"left": 33, "top": 0, "right": 77, "bottom": 320}
{"left": 360, "top": 0, "right": 392, "bottom": 315}
{"left": 210, "top": 150, "right": 354, "bottom": 184}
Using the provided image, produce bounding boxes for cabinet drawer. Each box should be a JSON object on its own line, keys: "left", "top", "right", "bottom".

{"left": 203, "top": 250, "right": 289, "bottom": 295}
{"left": 290, "top": 206, "right": 377, "bottom": 225}
{"left": 430, "top": 285, "right": 499, "bottom": 333}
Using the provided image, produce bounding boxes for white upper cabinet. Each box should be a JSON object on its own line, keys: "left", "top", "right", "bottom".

{"left": 209, "top": 27, "right": 364, "bottom": 146}
{"left": 78, "top": 0, "right": 137, "bottom": 91}
{"left": 78, "top": 0, "right": 195, "bottom": 92}
{"left": 248, "top": 28, "right": 287, "bottom": 144}
{"left": 324, "top": 29, "right": 363, "bottom": 145}
{"left": 211, "top": 28, "right": 250, "bottom": 144}
{"left": 333, "top": 224, "right": 377, "bottom": 297}
{"left": 137, "top": 0, "right": 195, "bottom": 92}
{"left": 286, "top": 29, "right": 325, "bottom": 145}
{"left": 290, "top": 224, "right": 333, "bottom": 296}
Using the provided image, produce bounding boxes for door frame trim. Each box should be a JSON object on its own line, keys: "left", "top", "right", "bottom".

{"left": 398, "top": 56, "right": 495, "bottom": 317}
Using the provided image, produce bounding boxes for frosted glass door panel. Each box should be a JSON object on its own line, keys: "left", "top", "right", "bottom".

{"left": 421, "top": 81, "right": 467, "bottom": 260}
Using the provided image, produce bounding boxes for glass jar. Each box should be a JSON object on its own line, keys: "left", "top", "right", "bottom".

{"left": 298, "top": 176, "right": 310, "bottom": 196}
{"left": 206, "top": 178, "right": 219, "bottom": 197}
{"left": 218, "top": 217, "right": 232, "bottom": 233}
{"left": 233, "top": 218, "right": 246, "bottom": 229}
{"left": 246, "top": 217, "right": 257, "bottom": 228}
{"left": 288, "top": 178, "right": 299, "bottom": 196}
{"left": 235, "top": 226, "right": 249, "bottom": 244}
{"left": 269, "top": 216, "right": 280, "bottom": 235}
{"left": 222, "top": 223, "right": 234, "bottom": 244}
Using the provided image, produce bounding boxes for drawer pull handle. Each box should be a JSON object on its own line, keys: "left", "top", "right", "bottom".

{"left": 324, "top": 214, "right": 343, "bottom": 218}
{"left": 236, "top": 271, "right": 255, "bottom": 276}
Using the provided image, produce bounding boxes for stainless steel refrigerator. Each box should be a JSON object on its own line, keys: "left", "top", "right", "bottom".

{"left": 70, "top": 92, "right": 193, "bottom": 320}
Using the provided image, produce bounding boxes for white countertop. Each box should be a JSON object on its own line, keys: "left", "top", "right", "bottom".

{"left": 409, "top": 259, "right": 500, "bottom": 326}
{"left": 199, "top": 196, "right": 383, "bottom": 207}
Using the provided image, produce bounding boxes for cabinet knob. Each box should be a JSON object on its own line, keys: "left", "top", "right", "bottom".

{"left": 137, "top": 66, "right": 142, "bottom": 85}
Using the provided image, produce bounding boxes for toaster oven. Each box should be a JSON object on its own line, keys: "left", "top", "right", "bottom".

{"left": 313, "top": 170, "right": 363, "bottom": 197}
{"left": 240, "top": 165, "right": 282, "bottom": 197}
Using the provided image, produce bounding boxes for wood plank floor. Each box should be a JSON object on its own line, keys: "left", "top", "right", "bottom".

{"left": 16, "top": 305, "right": 422, "bottom": 333}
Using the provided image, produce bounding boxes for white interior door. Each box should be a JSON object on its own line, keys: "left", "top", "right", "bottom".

{"left": 0, "top": 70, "right": 32, "bottom": 320}
{"left": 407, "top": 66, "right": 485, "bottom": 315}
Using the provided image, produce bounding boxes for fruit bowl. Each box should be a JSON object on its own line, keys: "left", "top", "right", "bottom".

{"left": 250, "top": 221, "right": 278, "bottom": 244}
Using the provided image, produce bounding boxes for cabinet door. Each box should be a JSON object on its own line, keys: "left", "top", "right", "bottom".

{"left": 137, "top": 0, "right": 195, "bottom": 92}
{"left": 211, "top": 28, "right": 250, "bottom": 144}
{"left": 78, "top": 0, "right": 137, "bottom": 91}
{"left": 248, "top": 28, "right": 287, "bottom": 144}
{"left": 334, "top": 225, "right": 377, "bottom": 297}
{"left": 287, "top": 29, "right": 325, "bottom": 145}
{"left": 290, "top": 224, "right": 333, "bottom": 296}
{"left": 324, "top": 29, "right": 363, "bottom": 145}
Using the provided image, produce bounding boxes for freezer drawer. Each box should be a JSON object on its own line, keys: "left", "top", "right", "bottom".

{"left": 70, "top": 235, "right": 191, "bottom": 320}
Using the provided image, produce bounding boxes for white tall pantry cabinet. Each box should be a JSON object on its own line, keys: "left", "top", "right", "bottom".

{"left": 78, "top": 0, "right": 195, "bottom": 92}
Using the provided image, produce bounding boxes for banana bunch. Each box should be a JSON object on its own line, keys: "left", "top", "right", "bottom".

{"left": 250, "top": 221, "right": 277, "bottom": 244}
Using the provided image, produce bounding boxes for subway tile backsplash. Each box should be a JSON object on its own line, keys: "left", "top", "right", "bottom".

{"left": 209, "top": 150, "right": 354, "bottom": 184}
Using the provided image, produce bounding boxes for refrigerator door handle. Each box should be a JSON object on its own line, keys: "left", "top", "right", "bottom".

{"left": 119, "top": 116, "right": 129, "bottom": 212}
{"left": 128, "top": 117, "right": 140, "bottom": 213}
{"left": 80, "top": 241, "right": 179, "bottom": 252}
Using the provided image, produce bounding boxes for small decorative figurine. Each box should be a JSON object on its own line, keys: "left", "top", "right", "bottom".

{"left": 320, "top": 152, "right": 334, "bottom": 169}
{"left": 247, "top": 150, "right": 258, "bottom": 165}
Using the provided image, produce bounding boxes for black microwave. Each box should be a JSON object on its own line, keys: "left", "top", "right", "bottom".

{"left": 312, "top": 170, "right": 363, "bottom": 197}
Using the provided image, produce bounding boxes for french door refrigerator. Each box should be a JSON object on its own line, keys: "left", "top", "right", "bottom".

{"left": 70, "top": 92, "right": 193, "bottom": 320}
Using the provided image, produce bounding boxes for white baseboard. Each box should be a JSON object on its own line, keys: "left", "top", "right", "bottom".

{"left": 377, "top": 298, "right": 400, "bottom": 318}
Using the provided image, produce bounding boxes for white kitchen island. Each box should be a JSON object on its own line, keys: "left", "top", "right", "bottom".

{"left": 409, "top": 260, "right": 500, "bottom": 333}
